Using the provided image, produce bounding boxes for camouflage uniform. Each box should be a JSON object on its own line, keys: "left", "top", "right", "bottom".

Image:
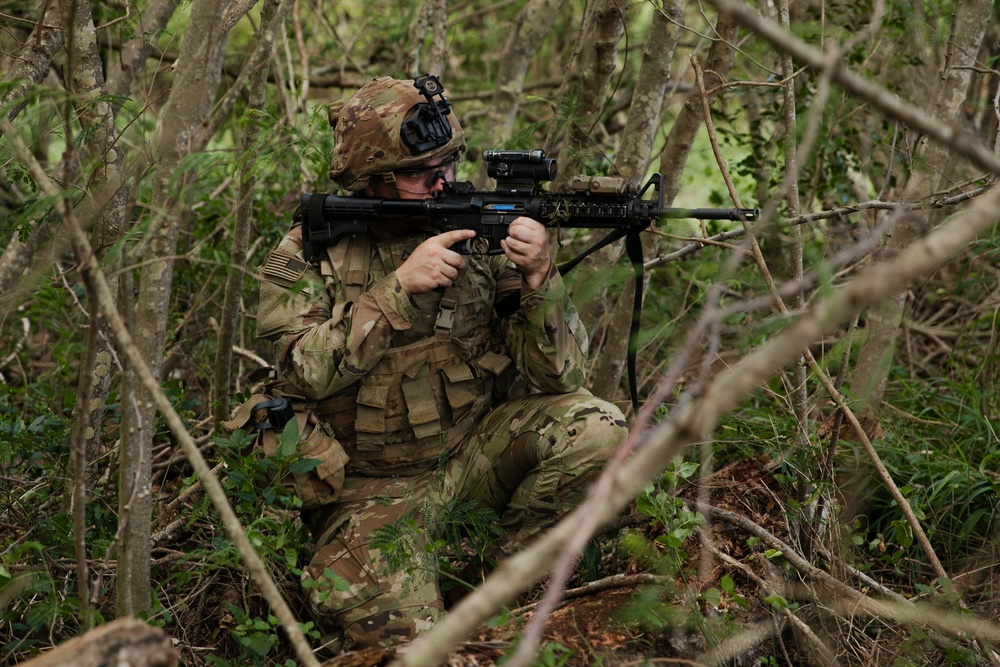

{"left": 253, "top": 76, "right": 629, "bottom": 651}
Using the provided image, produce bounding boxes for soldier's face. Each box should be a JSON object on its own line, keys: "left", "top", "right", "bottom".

{"left": 390, "top": 152, "right": 459, "bottom": 199}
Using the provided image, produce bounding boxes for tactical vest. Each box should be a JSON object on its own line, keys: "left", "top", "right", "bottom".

{"left": 312, "top": 232, "right": 512, "bottom": 476}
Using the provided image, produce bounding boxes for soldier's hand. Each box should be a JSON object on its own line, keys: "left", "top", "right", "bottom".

{"left": 501, "top": 216, "right": 552, "bottom": 291}
{"left": 396, "top": 229, "right": 475, "bottom": 295}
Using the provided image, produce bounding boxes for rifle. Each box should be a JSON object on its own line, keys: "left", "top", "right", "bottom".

{"left": 301, "top": 148, "right": 757, "bottom": 261}
{"left": 299, "top": 149, "right": 758, "bottom": 412}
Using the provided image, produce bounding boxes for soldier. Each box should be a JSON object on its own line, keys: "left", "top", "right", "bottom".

{"left": 254, "top": 74, "right": 629, "bottom": 652}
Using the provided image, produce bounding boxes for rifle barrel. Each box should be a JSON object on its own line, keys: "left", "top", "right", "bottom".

{"left": 661, "top": 207, "right": 759, "bottom": 221}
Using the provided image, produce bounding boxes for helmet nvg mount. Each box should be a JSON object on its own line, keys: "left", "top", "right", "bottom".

{"left": 400, "top": 76, "right": 454, "bottom": 154}
{"left": 328, "top": 74, "right": 466, "bottom": 191}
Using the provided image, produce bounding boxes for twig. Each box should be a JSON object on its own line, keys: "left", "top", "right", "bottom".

{"left": 151, "top": 460, "right": 224, "bottom": 532}
{"left": 512, "top": 572, "right": 670, "bottom": 615}
{"left": 696, "top": 523, "right": 841, "bottom": 666}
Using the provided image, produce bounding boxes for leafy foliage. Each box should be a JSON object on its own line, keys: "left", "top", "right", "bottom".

{"left": 368, "top": 496, "right": 505, "bottom": 598}
{"left": 1, "top": 0, "right": 999, "bottom": 665}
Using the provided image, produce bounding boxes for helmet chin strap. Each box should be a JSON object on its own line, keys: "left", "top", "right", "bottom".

{"left": 378, "top": 172, "right": 403, "bottom": 198}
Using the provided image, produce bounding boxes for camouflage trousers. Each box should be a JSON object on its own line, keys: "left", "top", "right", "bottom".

{"left": 300, "top": 390, "right": 628, "bottom": 651}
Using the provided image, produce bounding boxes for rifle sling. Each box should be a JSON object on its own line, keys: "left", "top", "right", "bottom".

{"left": 624, "top": 230, "right": 644, "bottom": 415}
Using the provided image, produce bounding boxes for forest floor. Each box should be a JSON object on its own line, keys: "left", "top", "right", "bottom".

{"left": 319, "top": 454, "right": 787, "bottom": 667}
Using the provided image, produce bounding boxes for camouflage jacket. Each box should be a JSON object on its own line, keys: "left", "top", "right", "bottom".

{"left": 256, "top": 223, "right": 589, "bottom": 473}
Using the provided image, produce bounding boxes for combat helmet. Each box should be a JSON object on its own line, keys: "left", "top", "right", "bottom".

{"left": 328, "top": 74, "right": 466, "bottom": 191}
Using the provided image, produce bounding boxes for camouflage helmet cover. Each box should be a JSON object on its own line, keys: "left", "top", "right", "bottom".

{"left": 328, "top": 76, "right": 466, "bottom": 191}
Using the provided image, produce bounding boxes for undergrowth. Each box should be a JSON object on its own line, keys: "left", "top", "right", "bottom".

{"left": 0, "top": 241, "right": 997, "bottom": 666}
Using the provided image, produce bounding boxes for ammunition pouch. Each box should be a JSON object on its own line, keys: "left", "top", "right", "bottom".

{"left": 223, "top": 370, "right": 349, "bottom": 509}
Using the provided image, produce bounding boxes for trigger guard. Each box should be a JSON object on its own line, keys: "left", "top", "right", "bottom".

{"left": 450, "top": 236, "right": 504, "bottom": 255}
{"left": 471, "top": 237, "right": 493, "bottom": 255}
{"left": 450, "top": 239, "right": 473, "bottom": 255}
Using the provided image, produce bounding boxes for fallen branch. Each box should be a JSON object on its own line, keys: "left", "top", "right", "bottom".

{"left": 17, "top": 618, "right": 176, "bottom": 667}
{"left": 513, "top": 572, "right": 670, "bottom": 616}
{"left": 704, "top": 505, "right": 999, "bottom": 665}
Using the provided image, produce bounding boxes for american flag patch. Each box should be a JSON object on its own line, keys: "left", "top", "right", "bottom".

{"left": 261, "top": 249, "right": 308, "bottom": 286}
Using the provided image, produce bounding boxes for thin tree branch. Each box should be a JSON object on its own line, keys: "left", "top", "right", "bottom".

{"left": 648, "top": 183, "right": 992, "bottom": 268}
{"left": 705, "top": 0, "right": 1000, "bottom": 177}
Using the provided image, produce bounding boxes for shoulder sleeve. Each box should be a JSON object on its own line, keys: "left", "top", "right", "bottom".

{"left": 256, "top": 226, "right": 326, "bottom": 341}
{"left": 255, "top": 227, "right": 417, "bottom": 400}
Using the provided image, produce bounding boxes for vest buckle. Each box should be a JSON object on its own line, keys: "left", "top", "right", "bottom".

{"left": 435, "top": 296, "right": 458, "bottom": 332}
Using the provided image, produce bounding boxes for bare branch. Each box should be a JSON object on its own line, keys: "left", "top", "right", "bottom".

{"left": 704, "top": 0, "right": 1000, "bottom": 177}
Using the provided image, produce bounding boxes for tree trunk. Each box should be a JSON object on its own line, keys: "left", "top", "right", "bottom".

{"left": 544, "top": 0, "right": 627, "bottom": 178}
{"left": 212, "top": 0, "right": 280, "bottom": 428}
{"left": 56, "top": 0, "right": 129, "bottom": 626}
{"left": 105, "top": 0, "right": 182, "bottom": 100}
{"left": 117, "top": 0, "right": 228, "bottom": 617}
{"left": 0, "top": 2, "right": 63, "bottom": 306}
{"left": 483, "top": 0, "right": 564, "bottom": 143}
{"left": 59, "top": 0, "right": 130, "bottom": 488}
{"left": 425, "top": 0, "right": 449, "bottom": 77}
{"left": 849, "top": 0, "right": 993, "bottom": 411}
{"left": 586, "top": 12, "right": 738, "bottom": 403}
{"left": 616, "top": 4, "right": 680, "bottom": 183}
{"left": 0, "top": 225, "right": 47, "bottom": 309}
{"left": 0, "top": 2, "right": 63, "bottom": 124}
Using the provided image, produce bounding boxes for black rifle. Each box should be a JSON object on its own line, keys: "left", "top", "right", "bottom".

{"left": 301, "top": 149, "right": 756, "bottom": 261}
{"left": 299, "top": 149, "right": 758, "bottom": 411}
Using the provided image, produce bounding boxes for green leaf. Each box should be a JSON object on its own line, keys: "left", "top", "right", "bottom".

{"left": 702, "top": 587, "right": 722, "bottom": 607}
{"left": 634, "top": 493, "right": 654, "bottom": 518}
{"left": 244, "top": 632, "right": 273, "bottom": 657}
{"left": 676, "top": 461, "right": 700, "bottom": 480}
{"left": 289, "top": 457, "right": 321, "bottom": 474}
{"left": 764, "top": 595, "right": 788, "bottom": 610}
{"left": 276, "top": 420, "right": 300, "bottom": 460}
{"left": 487, "top": 610, "right": 511, "bottom": 628}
